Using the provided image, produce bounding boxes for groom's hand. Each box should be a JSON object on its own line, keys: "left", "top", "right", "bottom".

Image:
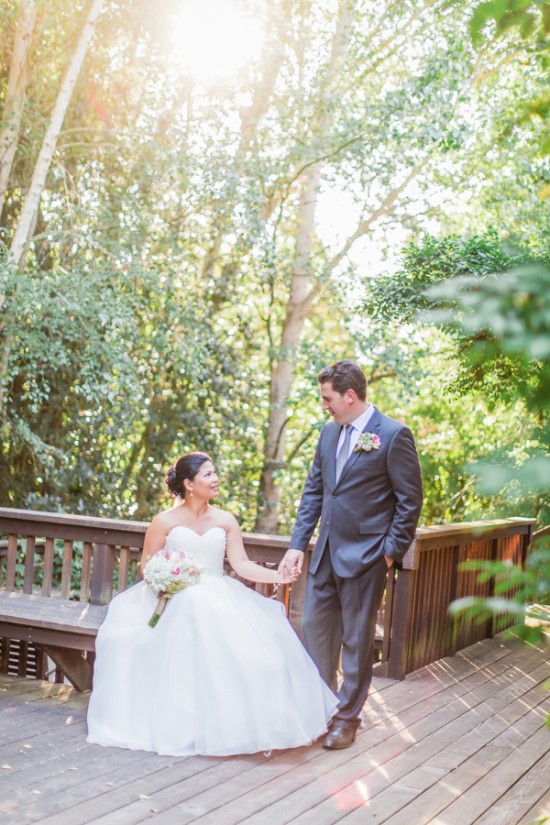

{"left": 278, "top": 548, "right": 304, "bottom": 578}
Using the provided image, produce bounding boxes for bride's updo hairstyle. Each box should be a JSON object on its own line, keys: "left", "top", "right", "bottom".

{"left": 165, "top": 452, "right": 212, "bottom": 499}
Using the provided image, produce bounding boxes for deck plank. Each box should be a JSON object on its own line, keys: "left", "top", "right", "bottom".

{"left": 0, "top": 634, "right": 548, "bottom": 825}
{"left": 175, "top": 643, "right": 548, "bottom": 825}
{"left": 474, "top": 750, "right": 550, "bottom": 825}
{"left": 334, "top": 695, "right": 550, "bottom": 825}
{"left": 236, "top": 671, "right": 549, "bottom": 824}
{"left": 516, "top": 782, "right": 550, "bottom": 825}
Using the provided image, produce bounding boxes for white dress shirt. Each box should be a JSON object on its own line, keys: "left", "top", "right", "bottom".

{"left": 336, "top": 404, "right": 375, "bottom": 458}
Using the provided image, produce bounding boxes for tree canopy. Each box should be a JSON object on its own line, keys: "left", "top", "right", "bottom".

{"left": 0, "top": 0, "right": 548, "bottom": 535}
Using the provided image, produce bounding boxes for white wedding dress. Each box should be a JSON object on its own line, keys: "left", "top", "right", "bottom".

{"left": 86, "top": 525, "right": 338, "bottom": 756}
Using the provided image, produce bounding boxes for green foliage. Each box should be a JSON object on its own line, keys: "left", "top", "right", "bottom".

{"left": 402, "top": 236, "right": 550, "bottom": 648}
{"left": 469, "top": 0, "right": 550, "bottom": 46}
{"left": 422, "top": 254, "right": 550, "bottom": 520}
{"left": 0, "top": 0, "right": 548, "bottom": 536}
{"left": 425, "top": 261, "right": 550, "bottom": 411}
{"left": 0, "top": 248, "right": 259, "bottom": 520}
{"left": 461, "top": 540, "right": 550, "bottom": 604}
{"left": 362, "top": 231, "right": 550, "bottom": 420}
{"left": 468, "top": 0, "right": 550, "bottom": 162}
{"left": 361, "top": 230, "right": 523, "bottom": 325}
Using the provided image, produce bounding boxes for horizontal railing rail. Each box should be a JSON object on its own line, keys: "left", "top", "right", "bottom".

{"left": 0, "top": 508, "right": 536, "bottom": 682}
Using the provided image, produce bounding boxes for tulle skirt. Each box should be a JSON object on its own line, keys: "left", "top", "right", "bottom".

{"left": 86, "top": 575, "right": 338, "bottom": 756}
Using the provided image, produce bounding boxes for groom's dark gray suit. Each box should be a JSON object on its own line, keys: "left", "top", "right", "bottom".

{"left": 289, "top": 406, "right": 423, "bottom": 727}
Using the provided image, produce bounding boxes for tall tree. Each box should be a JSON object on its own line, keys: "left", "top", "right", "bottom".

{"left": 0, "top": 0, "right": 547, "bottom": 529}
{"left": 0, "top": 0, "right": 36, "bottom": 222}
{"left": 8, "top": 0, "right": 105, "bottom": 272}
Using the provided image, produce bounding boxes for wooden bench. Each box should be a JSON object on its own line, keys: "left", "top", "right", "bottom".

{"left": 0, "top": 509, "right": 307, "bottom": 691}
{"left": 0, "top": 591, "right": 107, "bottom": 691}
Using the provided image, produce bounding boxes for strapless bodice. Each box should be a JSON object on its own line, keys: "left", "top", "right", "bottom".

{"left": 164, "top": 525, "right": 226, "bottom": 576}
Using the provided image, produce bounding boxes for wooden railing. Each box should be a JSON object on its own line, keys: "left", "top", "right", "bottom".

{"left": 380, "top": 517, "right": 535, "bottom": 678}
{"left": 0, "top": 508, "right": 535, "bottom": 682}
{"left": 0, "top": 507, "right": 295, "bottom": 604}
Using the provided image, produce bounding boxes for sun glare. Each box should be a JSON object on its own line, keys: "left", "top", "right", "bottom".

{"left": 170, "top": 0, "right": 263, "bottom": 82}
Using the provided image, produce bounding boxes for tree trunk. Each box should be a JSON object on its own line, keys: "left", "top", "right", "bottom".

{"left": 0, "top": 0, "right": 36, "bottom": 221}
{"left": 254, "top": 157, "right": 428, "bottom": 533}
{"left": 253, "top": 2, "right": 432, "bottom": 533}
{"left": 254, "top": 1, "right": 352, "bottom": 533}
{"left": 8, "top": 0, "right": 106, "bottom": 272}
{"left": 255, "top": 167, "right": 321, "bottom": 533}
{"left": 0, "top": 0, "right": 106, "bottom": 416}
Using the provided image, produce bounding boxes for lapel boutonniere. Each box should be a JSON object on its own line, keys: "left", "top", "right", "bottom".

{"left": 354, "top": 432, "right": 381, "bottom": 453}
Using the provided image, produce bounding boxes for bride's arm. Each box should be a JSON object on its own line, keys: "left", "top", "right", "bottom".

{"left": 139, "top": 518, "right": 169, "bottom": 577}
{"left": 225, "top": 516, "right": 298, "bottom": 585}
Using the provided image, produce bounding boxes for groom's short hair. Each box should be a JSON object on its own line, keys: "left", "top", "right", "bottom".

{"left": 318, "top": 360, "right": 367, "bottom": 401}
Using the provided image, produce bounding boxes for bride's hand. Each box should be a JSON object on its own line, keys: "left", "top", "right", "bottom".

{"left": 276, "top": 568, "right": 300, "bottom": 585}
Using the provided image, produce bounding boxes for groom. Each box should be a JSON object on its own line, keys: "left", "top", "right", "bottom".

{"left": 279, "top": 360, "right": 423, "bottom": 749}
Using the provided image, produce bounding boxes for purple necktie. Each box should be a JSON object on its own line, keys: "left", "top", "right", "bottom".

{"left": 335, "top": 424, "right": 352, "bottom": 481}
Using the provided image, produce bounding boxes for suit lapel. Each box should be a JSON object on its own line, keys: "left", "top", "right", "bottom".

{"left": 325, "top": 423, "right": 342, "bottom": 488}
{"left": 366, "top": 406, "right": 382, "bottom": 434}
{"left": 336, "top": 406, "right": 382, "bottom": 484}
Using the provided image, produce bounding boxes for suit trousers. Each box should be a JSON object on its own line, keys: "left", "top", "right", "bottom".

{"left": 302, "top": 544, "right": 388, "bottom": 729}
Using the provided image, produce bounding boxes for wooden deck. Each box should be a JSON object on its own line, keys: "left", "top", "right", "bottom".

{"left": 1, "top": 633, "right": 549, "bottom": 825}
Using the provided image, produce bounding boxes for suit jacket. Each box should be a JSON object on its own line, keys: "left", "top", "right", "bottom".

{"left": 289, "top": 407, "right": 423, "bottom": 577}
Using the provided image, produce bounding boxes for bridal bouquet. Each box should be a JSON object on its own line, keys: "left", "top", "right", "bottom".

{"left": 143, "top": 548, "right": 201, "bottom": 627}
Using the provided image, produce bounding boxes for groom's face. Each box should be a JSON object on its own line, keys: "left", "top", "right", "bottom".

{"left": 320, "top": 382, "right": 353, "bottom": 425}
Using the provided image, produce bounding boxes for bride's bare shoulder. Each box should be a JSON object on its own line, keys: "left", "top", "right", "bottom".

{"left": 209, "top": 506, "right": 239, "bottom": 531}
{"left": 149, "top": 508, "right": 178, "bottom": 531}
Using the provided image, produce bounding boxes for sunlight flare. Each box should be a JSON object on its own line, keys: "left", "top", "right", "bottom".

{"left": 170, "top": 0, "right": 263, "bottom": 81}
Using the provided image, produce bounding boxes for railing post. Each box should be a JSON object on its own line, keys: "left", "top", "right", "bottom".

{"left": 23, "top": 537, "right": 36, "bottom": 594}
{"left": 385, "top": 566, "right": 417, "bottom": 680}
{"left": 90, "top": 543, "right": 115, "bottom": 605}
{"left": 374, "top": 564, "right": 396, "bottom": 677}
{"left": 445, "top": 545, "right": 461, "bottom": 657}
{"left": 522, "top": 523, "right": 534, "bottom": 563}
{"left": 288, "top": 550, "right": 309, "bottom": 638}
{"left": 489, "top": 537, "right": 500, "bottom": 637}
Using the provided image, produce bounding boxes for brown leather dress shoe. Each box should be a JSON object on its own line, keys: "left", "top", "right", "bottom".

{"left": 322, "top": 725, "right": 356, "bottom": 749}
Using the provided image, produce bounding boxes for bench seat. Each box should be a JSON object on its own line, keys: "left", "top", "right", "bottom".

{"left": 0, "top": 591, "right": 107, "bottom": 691}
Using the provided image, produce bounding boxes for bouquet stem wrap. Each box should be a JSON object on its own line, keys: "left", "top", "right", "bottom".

{"left": 148, "top": 596, "right": 168, "bottom": 627}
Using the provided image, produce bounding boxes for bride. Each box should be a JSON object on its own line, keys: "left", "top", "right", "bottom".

{"left": 86, "top": 451, "right": 338, "bottom": 756}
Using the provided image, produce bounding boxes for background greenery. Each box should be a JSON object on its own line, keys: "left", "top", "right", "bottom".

{"left": 0, "top": 0, "right": 548, "bottom": 543}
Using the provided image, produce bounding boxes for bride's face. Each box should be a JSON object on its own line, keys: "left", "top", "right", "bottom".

{"left": 190, "top": 461, "right": 219, "bottom": 500}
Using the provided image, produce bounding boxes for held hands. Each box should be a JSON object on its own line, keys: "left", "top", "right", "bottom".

{"left": 276, "top": 567, "right": 300, "bottom": 585}
{"left": 278, "top": 548, "right": 304, "bottom": 581}
{"left": 278, "top": 549, "right": 392, "bottom": 577}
